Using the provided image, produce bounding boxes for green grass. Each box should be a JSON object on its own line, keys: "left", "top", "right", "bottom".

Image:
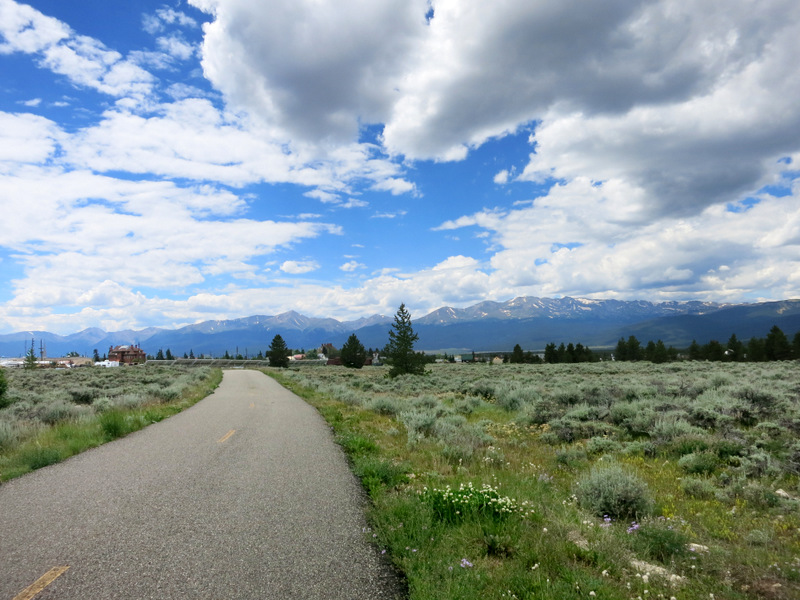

{"left": 0, "top": 367, "right": 222, "bottom": 481}
{"left": 267, "top": 362, "right": 800, "bottom": 600}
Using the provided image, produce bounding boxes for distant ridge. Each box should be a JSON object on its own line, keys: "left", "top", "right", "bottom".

{"left": 416, "top": 297, "right": 724, "bottom": 324}
{"left": 2, "top": 297, "right": 799, "bottom": 357}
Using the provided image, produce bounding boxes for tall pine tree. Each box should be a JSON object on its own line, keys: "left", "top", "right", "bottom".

{"left": 24, "top": 339, "right": 38, "bottom": 370}
{"left": 341, "top": 333, "right": 367, "bottom": 369}
{"left": 765, "top": 325, "right": 792, "bottom": 360}
{"left": 510, "top": 344, "right": 525, "bottom": 364}
{"left": 268, "top": 334, "right": 290, "bottom": 368}
{"left": 385, "top": 303, "right": 425, "bottom": 378}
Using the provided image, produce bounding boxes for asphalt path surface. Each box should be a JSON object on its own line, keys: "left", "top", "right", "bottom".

{"left": 0, "top": 369, "right": 405, "bottom": 599}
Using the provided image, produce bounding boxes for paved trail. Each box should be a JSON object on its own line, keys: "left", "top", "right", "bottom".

{"left": 0, "top": 370, "right": 405, "bottom": 599}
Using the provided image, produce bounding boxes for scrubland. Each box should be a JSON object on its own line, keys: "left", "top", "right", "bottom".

{"left": 0, "top": 365, "right": 221, "bottom": 481}
{"left": 271, "top": 361, "right": 800, "bottom": 600}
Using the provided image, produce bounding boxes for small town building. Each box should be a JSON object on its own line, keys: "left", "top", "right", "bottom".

{"left": 55, "top": 357, "right": 94, "bottom": 367}
{"left": 95, "top": 360, "right": 121, "bottom": 368}
{"left": 108, "top": 344, "right": 146, "bottom": 365}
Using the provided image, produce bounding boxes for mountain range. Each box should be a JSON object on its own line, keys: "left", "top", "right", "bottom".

{"left": 2, "top": 297, "right": 800, "bottom": 358}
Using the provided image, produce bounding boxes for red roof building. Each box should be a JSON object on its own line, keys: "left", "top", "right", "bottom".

{"left": 108, "top": 344, "right": 146, "bottom": 365}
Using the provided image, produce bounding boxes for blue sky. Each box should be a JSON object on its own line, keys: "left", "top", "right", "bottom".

{"left": 1, "top": 0, "right": 799, "bottom": 335}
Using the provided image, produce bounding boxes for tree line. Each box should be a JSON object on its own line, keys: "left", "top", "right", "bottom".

{"left": 149, "top": 312, "right": 800, "bottom": 370}
{"left": 265, "top": 303, "right": 426, "bottom": 377}
{"left": 506, "top": 324, "right": 800, "bottom": 365}
{"left": 506, "top": 342, "right": 596, "bottom": 364}
{"left": 614, "top": 324, "right": 800, "bottom": 363}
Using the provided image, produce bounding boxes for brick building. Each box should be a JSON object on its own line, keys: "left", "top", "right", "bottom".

{"left": 108, "top": 344, "right": 146, "bottom": 365}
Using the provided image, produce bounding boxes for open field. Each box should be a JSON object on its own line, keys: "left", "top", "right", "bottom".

{"left": 0, "top": 365, "right": 222, "bottom": 481}
{"left": 270, "top": 361, "right": 800, "bottom": 600}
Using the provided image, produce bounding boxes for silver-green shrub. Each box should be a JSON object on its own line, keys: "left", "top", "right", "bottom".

{"left": 576, "top": 464, "right": 653, "bottom": 519}
{"left": 649, "top": 415, "right": 705, "bottom": 445}
{"left": 399, "top": 408, "right": 438, "bottom": 446}
{"left": 92, "top": 396, "right": 114, "bottom": 413}
{"left": 494, "top": 383, "right": 540, "bottom": 412}
{"left": 563, "top": 403, "right": 609, "bottom": 422}
{"left": 453, "top": 394, "right": 482, "bottom": 415}
{"left": 586, "top": 436, "right": 621, "bottom": 456}
{"left": 0, "top": 419, "right": 19, "bottom": 449}
{"left": 37, "top": 399, "right": 80, "bottom": 425}
{"left": 517, "top": 397, "right": 561, "bottom": 425}
{"left": 366, "top": 395, "right": 403, "bottom": 415}
{"left": 680, "top": 476, "right": 717, "bottom": 499}
{"left": 677, "top": 451, "right": 720, "bottom": 474}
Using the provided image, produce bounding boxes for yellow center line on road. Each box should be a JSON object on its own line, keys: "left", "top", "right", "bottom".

{"left": 217, "top": 429, "right": 236, "bottom": 443}
{"left": 13, "top": 566, "right": 70, "bottom": 600}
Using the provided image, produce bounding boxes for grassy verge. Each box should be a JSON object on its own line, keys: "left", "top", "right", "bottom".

{"left": 267, "top": 364, "right": 800, "bottom": 600}
{"left": 0, "top": 368, "right": 222, "bottom": 482}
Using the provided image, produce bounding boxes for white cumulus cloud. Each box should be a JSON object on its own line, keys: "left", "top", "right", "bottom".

{"left": 281, "top": 260, "right": 320, "bottom": 274}
{"left": 340, "top": 260, "right": 365, "bottom": 272}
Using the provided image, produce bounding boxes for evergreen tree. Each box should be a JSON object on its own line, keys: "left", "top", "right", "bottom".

{"left": 544, "top": 343, "right": 558, "bottom": 363}
{"left": 189, "top": 349, "right": 195, "bottom": 359}
{"left": 556, "top": 343, "right": 567, "bottom": 363}
{"left": 510, "top": 344, "right": 525, "bottom": 364}
{"left": 341, "top": 333, "right": 367, "bottom": 369}
{"left": 268, "top": 334, "right": 290, "bottom": 368}
{"left": 165, "top": 348, "right": 174, "bottom": 361}
{"left": 385, "top": 303, "right": 425, "bottom": 378}
{"left": 566, "top": 342, "right": 576, "bottom": 363}
{"left": 793, "top": 332, "right": 800, "bottom": 360}
{"left": 644, "top": 340, "right": 656, "bottom": 362}
{"left": 706, "top": 340, "right": 725, "bottom": 361}
{"left": 627, "top": 336, "right": 642, "bottom": 361}
{"left": 614, "top": 338, "right": 627, "bottom": 361}
{"left": 93, "top": 348, "right": 100, "bottom": 362}
{"left": 156, "top": 348, "right": 164, "bottom": 360}
{"left": 747, "top": 337, "right": 766, "bottom": 361}
{"left": 652, "top": 340, "right": 669, "bottom": 364}
{"left": 688, "top": 339, "right": 702, "bottom": 361}
{"left": 765, "top": 325, "right": 792, "bottom": 360}
{"left": 726, "top": 333, "right": 744, "bottom": 361}
{"left": 574, "top": 343, "right": 591, "bottom": 362}
{"left": 24, "top": 339, "right": 37, "bottom": 370}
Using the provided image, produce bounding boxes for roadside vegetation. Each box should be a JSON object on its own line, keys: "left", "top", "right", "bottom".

{"left": 269, "top": 361, "right": 800, "bottom": 600}
{"left": 0, "top": 365, "right": 222, "bottom": 482}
